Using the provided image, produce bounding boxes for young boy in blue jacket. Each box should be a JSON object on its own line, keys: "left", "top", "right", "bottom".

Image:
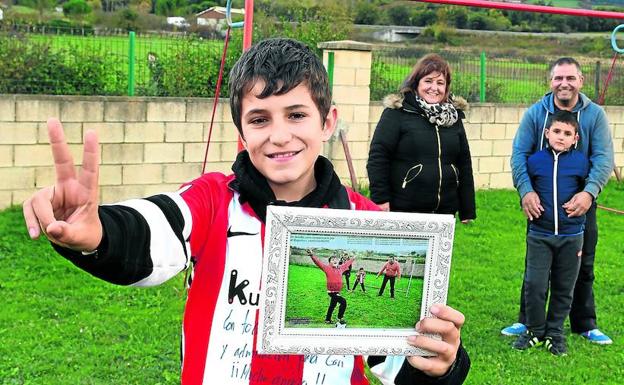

{"left": 512, "top": 110, "right": 589, "bottom": 356}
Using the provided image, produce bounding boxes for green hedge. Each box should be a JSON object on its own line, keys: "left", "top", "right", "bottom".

{"left": 0, "top": 37, "right": 124, "bottom": 95}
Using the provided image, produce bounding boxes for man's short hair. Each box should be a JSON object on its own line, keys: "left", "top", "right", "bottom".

{"left": 228, "top": 38, "right": 332, "bottom": 136}
{"left": 548, "top": 110, "right": 579, "bottom": 133}
{"left": 550, "top": 57, "right": 582, "bottom": 78}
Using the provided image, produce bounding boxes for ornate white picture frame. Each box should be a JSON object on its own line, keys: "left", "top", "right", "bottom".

{"left": 257, "top": 206, "right": 455, "bottom": 356}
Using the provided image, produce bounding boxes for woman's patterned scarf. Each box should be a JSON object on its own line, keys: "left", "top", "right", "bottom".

{"left": 411, "top": 93, "right": 459, "bottom": 127}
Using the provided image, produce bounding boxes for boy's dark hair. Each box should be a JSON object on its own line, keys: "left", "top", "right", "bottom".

{"left": 548, "top": 110, "right": 579, "bottom": 133}
{"left": 228, "top": 38, "right": 332, "bottom": 136}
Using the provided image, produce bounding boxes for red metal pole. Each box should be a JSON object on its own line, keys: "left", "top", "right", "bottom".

{"left": 416, "top": 0, "right": 624, "bottom": 19}
{"left": 243, "top": 0, "right": 254, "bottom": 50}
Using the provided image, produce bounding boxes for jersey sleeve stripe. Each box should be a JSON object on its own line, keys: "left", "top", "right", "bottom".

{"left": 116, "top": 195, "right": 190, "bottom": 287}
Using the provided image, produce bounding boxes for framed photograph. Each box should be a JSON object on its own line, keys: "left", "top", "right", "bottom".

{"left": 257, "top": 206, "right": 455, "bottom": 356}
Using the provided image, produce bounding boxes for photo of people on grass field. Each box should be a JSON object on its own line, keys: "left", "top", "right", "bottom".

{"left": 285, "top": 233, "right": 428, "bottom": 329}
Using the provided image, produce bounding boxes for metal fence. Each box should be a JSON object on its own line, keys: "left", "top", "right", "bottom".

{"left": 372, "top": 47, "right": 624, "bottom": 105}
{"left": 0, "top": 24, "right": 239, "bottom": 97}
{"left": 3, "top": 25, "right": 624, "bottom": 105}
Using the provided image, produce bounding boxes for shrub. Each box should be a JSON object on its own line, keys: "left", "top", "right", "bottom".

{"left": 141, "top": 35, "right": 242, "bottom": 97}
{"left": 0, "top": 36, "right": 124, "bottom": 95}
{"left": 63, "top": 0, "right": 92, "bottom": 16}
{"left": 93, "top": 9, "right": 166, "bottom": 32}
{"left": 354, "top": 2, "right": 380, "bottom": 25}
{"left": 253, "top": 2, "right": 352, "bottom": 57}
{"left": 452, "top": 73, "right": 504, "bottom": 103}
{"left": 47, "top": 18, "right": 95, "bottom": 35}
{"left": 370, "top": 60, "right": 399, "bottom": 101}
{"left": 115, "top": 8, "right": 139, "bottom": 31}
{"left": 421, "top": 23, "right": 458, "bottom": 45}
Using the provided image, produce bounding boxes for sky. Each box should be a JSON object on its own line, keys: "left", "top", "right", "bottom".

{"left": 290, "top": 232, "right": 429, "bottom": 254}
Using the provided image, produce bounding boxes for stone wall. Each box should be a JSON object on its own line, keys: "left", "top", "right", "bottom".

{"left": 0, "top": 94, "right": 239, "bottom": 208}
{"left": 1, "top": 41, "right": 623, "bottom": 209}
{"left": 1, "top": 94, "right": 623, "bottom": 209}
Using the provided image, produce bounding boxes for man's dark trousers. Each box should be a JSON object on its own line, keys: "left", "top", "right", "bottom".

{"left": 378, "top": 275, "right": 396, "bottom": 298}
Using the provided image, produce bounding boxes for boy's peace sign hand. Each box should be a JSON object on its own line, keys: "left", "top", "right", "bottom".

{"left": 23, "top": 118, "right": 103, "bottom": 252}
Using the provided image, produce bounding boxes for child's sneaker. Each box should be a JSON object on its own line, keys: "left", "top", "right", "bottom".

{"left": 544, "top": 336, "right": 567, "bottom": 356}
{"left": 580, "top": 329, "right": 613, "bottom": 345}
{"left": 501, "top": 322, "right": 527, "bottom": 336}
{"left": 512, "top": 330, "right": 541, "bottom": 350}
{"left": 324, "top": 319, "right": 332, "bottom": 324}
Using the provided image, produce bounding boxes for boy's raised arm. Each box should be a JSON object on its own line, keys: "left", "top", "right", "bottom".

{"left": 306, "top": 249, "right": 322, "bottom": 268}
{"left": 23, "top": 118, "right": 103, "bottom": 252}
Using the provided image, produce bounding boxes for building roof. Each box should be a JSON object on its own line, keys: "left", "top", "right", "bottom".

{"left": 196, "top": 6, "right": 244, "bottom": 19}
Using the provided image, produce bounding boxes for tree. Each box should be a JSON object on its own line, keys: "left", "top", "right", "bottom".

{"left": 154, "top": 0, "right": 184, "bottom": 16}
{"left": 387, "top": 4, "right": 410, "bottom": 25}
{"left": 33, "top": 0, "right": 55, "bottom": 21}
{"left": 354, "top": 1, "right": 379, "bottom": 25}
{"left": 63, "top": 0, "right": 92, "bottom": 16}
{"left": 101, "top": 0, "right": 128, "bottom": 13}
{"left": 129, "top": 0, "right": 151, "bottom": 13}
{"left": 116, "top": 7, "right": 139, "bottom": 30}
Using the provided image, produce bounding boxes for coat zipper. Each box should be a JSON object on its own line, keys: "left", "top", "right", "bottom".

{"left": 552, "top": 151, "right": 560, "bottom": 235}
{"left": 404, "top": 107, "right": 444, "bottom": 210}
{"left": 435, "top": 125, "right": 442, "bottom": 211}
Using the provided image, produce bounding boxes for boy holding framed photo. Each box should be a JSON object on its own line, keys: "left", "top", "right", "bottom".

{"left": 23, "top": 38, "right": 469, "bottom": 384}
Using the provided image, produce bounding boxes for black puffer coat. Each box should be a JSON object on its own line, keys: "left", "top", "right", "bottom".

{"left": 367, "top": 91, "right": 476, "bottom": 220}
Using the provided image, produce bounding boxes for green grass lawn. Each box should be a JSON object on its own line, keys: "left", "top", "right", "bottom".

{"left": 286, "top": 264, "right": 423, "bottom": 329}
{"left": 0, "top": 181, "right": 622, "bottom": 384}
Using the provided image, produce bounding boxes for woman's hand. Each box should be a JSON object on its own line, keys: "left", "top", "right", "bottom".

{"left": 377, "top": 202, "right": 390, "bottom": 211}
{"left": 406, "top": 304, "right": 464, "bottom": 377}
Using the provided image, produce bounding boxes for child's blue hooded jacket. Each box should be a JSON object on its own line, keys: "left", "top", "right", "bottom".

{"left": 511, "top": 92, "right": 613, "bottom": 199}
{"left": 528, "top": 148, "right": 589, "bottom": 235}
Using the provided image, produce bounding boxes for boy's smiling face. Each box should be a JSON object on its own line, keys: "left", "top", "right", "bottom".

{"left": 240, "top": 81, "right": 337, "bottom": 202}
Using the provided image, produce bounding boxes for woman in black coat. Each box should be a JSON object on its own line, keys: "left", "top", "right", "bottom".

{"left": 367, "top": 54, "right": 476, "bottom": 222}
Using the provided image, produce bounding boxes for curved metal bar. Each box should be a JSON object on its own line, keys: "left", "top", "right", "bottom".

{"left": 611, "top": 24, "right": 624, "bottom": 53}
{"left": 226, "top": 0, "right": 244, "bottom": 28}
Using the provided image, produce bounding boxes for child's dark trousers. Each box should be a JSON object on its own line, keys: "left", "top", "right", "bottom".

{"left": 523, "top": 232, "right": 583, "bottom": 338}
{"left": 325, "top": 292, "right": 347, "bottom": 321}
